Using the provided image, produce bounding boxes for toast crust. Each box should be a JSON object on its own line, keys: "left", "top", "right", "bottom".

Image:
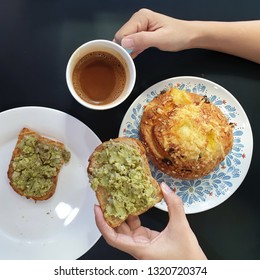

{"left": 140, "top": 87, "right": 233, "bottom": 179}
{"left": 87, "top": 137, "right": 163, "bottom": 228}
{"left": 7, "top": 127, "right": 70, "bottom": 201}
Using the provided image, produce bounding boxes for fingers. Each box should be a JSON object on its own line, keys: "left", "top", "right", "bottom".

{"left": 160, "top": 182, "right": 187, "bottom": 224}
{"left": 115, "top": 215, "right": 141, "bottom": 234}
{"left": 121, "top": 32, "right": 158, "bottom": 53}
{"left": 94, "top": 205, "right": 118, "bottom": 242}
{"left": 114, "top": 9, "right": 152, "bottom": 44}
{"left": 94, "top": 205, "right": 141, "bottom": 255}
{"left": 120, "top": 38, "right": 144, "bottom": 59}
{"left": 94, "top": 205, "right": 145, "bottom": 257}
{"left": 114, "top": 9, "right": 158, "bottom": 57}
{"left": 126, "top": 215, "right": 141, "bottom": 231}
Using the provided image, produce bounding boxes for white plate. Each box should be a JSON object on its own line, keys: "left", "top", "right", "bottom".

{"left": 0, "top": 106, "right": 101, "bottom": 259}
{"left": 119, "top": 76, "right": 253, "bottom": 214}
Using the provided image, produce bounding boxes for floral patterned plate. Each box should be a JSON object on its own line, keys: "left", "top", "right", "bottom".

{"left": 119, "top": 76, "right": 253, "bottom": 214}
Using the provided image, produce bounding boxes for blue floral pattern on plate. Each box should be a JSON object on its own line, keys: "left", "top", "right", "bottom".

{"left": 119, "top": 77, "right": 253, "bottom": 213}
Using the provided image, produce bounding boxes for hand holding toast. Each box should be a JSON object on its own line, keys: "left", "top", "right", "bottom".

{"left": 94, "top": 182, "right": 207, "bottom": 260}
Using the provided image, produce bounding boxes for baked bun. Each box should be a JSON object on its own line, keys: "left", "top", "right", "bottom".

{"left": 7, "top": 128, "right": 71, "bottom": 200}
{"left": 87, "top": 137, "right": 163, "bottom": 228}
{"left": 140, "top": 87, "right": 233, "bottom": 179}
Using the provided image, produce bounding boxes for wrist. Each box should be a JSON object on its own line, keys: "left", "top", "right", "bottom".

{"left": 168, "top": 19, "right": 211, "bottom": 52}
{"left": 185, "top": 21, "right": 212, "bottom": 50}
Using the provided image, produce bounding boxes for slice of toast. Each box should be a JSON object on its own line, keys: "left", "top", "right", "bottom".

{"left": 7, "top": 127, "right": 71, "bottom": 201}
{"left": 87, "top": 137, "right": 163, "bottom": 228}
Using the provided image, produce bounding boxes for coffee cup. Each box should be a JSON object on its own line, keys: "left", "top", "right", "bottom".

{"left": 66, "top": 39, "right": 136, "bottom": 110}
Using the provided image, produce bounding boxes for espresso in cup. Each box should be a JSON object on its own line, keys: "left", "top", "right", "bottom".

{"left": 72, "top": 51, "right": 126, "bottom": 105}
{"left": 66, "top": 40, "right": 136, "bottom": 110}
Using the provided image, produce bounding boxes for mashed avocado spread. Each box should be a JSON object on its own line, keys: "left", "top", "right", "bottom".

{"left": 90, "top": 142, "right": 157, "bottom": 220}
{"left": 11, "top": 135, "right": 70, "bottom": 197}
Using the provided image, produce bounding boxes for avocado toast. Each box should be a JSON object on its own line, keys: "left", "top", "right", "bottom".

{"left": 87, "top": 137, "right": 163, "bottom": 228}
{"left": 7, "top": 127, "right": 71, "bottom": 201}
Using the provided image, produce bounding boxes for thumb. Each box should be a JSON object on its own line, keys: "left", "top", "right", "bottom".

{"left": 160, "top": 182, "right": 187, "bottom": 224}
{"left": 121, "top": 32, "right": 158, "bottom": 54}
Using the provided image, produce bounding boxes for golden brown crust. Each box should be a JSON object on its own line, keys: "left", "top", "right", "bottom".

{"left": 87, "top": 137, "right": 163, "bottom": 228}
{"left": 7, "top": 127, "right": 69, "bottom": 201}
{"left": 95, "top": 186, "right": 123, "bottom": 228}
{"left": 140, "top": 88, "right": 233, "bottom": 179}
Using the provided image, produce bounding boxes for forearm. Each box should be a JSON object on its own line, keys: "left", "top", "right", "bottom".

{"left": 114, "top": 9, "right": 260, "bottom": 63}
{"left": 187, "top": 20, "right": 260, "bottom": 64}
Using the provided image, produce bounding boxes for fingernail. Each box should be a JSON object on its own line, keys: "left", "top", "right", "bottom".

{"left": 122, "top": 38, "right": 134, "bottom": 50}
{"left": 125, "top": 48, "right": 133, "bottom": 54}
{"left": 160, "top": 182, "right": 172, "bottom": 194}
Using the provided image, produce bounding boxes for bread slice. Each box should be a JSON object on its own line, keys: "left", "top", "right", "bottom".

{"left": 7, "top": 127, "right": 71, "bottom": 201}
{"left": 87, "top": 137, "right": 163, "bottom": 228}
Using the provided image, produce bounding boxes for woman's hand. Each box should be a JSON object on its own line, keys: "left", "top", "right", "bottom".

{"left": 113, "top": 8, "right": 193, "bottom": 58}
{"left": 114, "top": 8, "right": 260, "bottom": 63}
{"left": 94, "top": 182, "right": 207, "bottom": 260}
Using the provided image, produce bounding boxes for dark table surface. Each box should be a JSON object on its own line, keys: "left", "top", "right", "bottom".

{"left": 1, "top": 0, "right": 260, "bottom": 260}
